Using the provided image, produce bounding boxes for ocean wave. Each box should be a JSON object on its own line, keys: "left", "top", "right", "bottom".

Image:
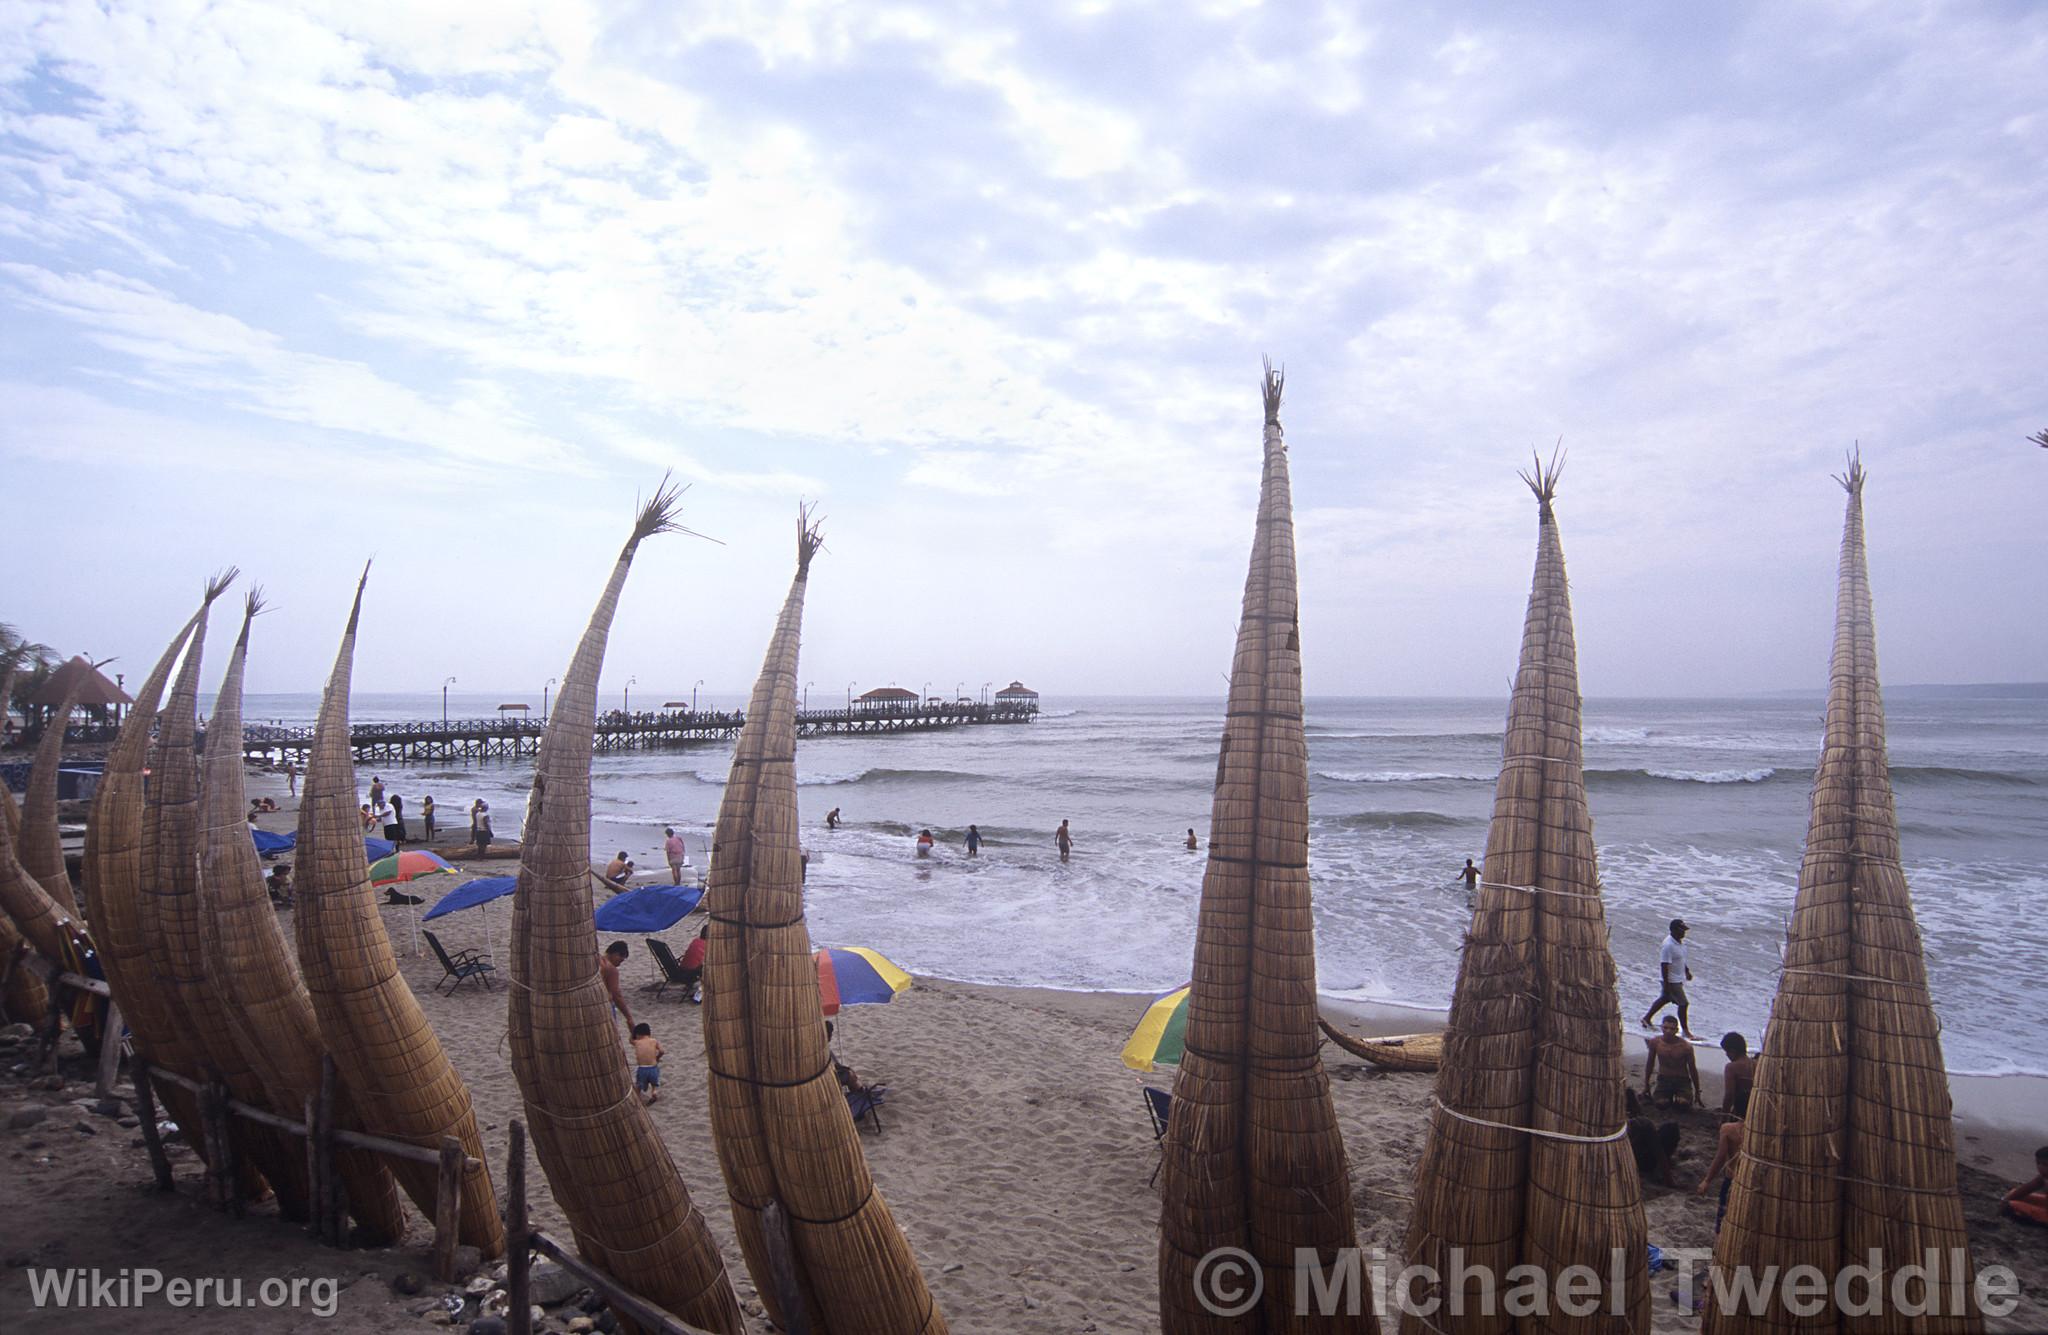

{"left": 1315, "top": 769, "right": 1491, "bottom": 784}
{"left": 1330, "top": 810, "right": 1473, "bottom": 831}
{"left": 1635, "top": 766, "right": 1777, "bottom": 785}
{"left": 1308, "top": 730, "right": 1500, "bottom": 744}
{"left": 1584, "top": 725, "right": 1652, "bottom": 744}
{"left": 686, "top": 766, "right": 987, "bottom": 788}
{"left": 1890, "top": 765, "right": 2039, "bottom": 787}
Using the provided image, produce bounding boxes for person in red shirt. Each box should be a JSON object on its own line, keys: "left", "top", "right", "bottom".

{"left": 678, "top": 925, "right": 708, "bottom": 1004}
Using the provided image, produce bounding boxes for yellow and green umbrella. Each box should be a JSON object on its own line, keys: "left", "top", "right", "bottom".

{"left": 1120, "top": 984, "right": 1191, "bottom": 1072}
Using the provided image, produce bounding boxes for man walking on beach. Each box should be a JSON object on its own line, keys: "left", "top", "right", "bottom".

{"left": 600, "top": 941, "right": 633, "bottom": 1030}
{"left": 1641, "top": 917, "right": 1697, "bottom": 1038}
{"left": 1055, "top": 819, "right": 1073, "bottom": 862}
{"left": 285, "top": 759, "right": 298, "bottom": 796}
{"left": 663, "top": 826, "right": 688, "bottom": 883}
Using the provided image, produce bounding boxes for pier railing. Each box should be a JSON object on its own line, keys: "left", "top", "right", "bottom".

{"left": 238, "top": 700, "right": 1038, "bottom": 764}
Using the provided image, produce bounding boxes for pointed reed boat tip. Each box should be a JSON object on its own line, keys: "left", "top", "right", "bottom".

{"left": 1518, "top": 442, "right": 1566, "bottom": 519}
{"left": 1835, "top": 444, "right": 1866, "bottom": 495}
{"left": 204, "top": 567, "right": 239, "bottom": 604}
{"left": 1260, "top": 355, "right": 1284, "bottom": 425}
{"left": 796, "top": 501, "right": 826, "bottom": 575}
{"left": 344, "top": 562, "right": 371, "bottom": 633}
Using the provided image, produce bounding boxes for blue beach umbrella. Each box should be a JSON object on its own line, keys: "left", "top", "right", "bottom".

{"left": 364, "top": 836, "right": 396, "bottom": 861}
{"left": 424, "top": 876, "right": 518, "bottom": 922}
{"left": 251, "top": 828, "right": 297, "bottom": 855}
{"left": 593, "top": 883, "right": 704, "bottom": 934}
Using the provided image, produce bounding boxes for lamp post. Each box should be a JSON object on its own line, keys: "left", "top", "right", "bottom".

{"left": 543, "top": 677, "right": 556, "bottom": 724}
{"left": 442, "top": 676, "right": 456, "bottom": 728}
{"left": 982, "top": 681, "right": 992, "bottom": 705}
{"left": 847, "top": 680, "right": 856, "bottom": 709}
{"left": 692, "top": 679, "right": 704, "bottom": 712}
{"left": 625, "top": 676, "right": 636, "bottom": 715}
{"left": 804, "top": 680, "right": 814, "bottom": 710}
{"left": 922, "top": 681, "right": 931, "bottom": 704}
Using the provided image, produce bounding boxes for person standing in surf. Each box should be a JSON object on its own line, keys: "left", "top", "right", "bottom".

{"left": 965, "top": 824, "right": 982, "bottom": 857}
{"left": 1641, "top": 917, "right": 1697, "bottom": 1038}
{"left": 1055, "top": 819, "right": 1072, "bottom": 862}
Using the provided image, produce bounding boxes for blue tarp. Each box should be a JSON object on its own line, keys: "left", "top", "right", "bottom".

{"left": 364, "top": 836, "right": 395, "bottom": 861}
{"left": 593, "top": 884, "right": 704, "bottom": 933}
{"left": 251, "top": 828, "right": 297, "bottom": 855}
{"left": 424, "top": 876, "right": 517, "bottom": 922}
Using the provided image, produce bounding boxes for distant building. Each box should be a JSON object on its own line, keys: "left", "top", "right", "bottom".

{"left": 854, "top": 686, "right": 920, "bottom": 712}
{"left": 994, "top": 681, "right": 1039, "bottom": 712}
{"left": 26, "top": 655, "right": 133, "bottom": 730}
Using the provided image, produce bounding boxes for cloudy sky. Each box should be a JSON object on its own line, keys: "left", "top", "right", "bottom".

{"left": 2, "top": 1, "right": 2042, "bottom": 704}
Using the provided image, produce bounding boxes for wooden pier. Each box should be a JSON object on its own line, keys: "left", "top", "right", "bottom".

{"left": 241, "top": 700, "right": 1038, "bottom": 765}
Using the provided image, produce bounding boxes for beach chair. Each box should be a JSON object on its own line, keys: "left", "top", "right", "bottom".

{"left": 424, "top": 930, "right": 496, "bottom": 995}
{"left": 645, "top": 939, "right": 701, "bottom": 1002}
{"left": 1142, "top": 1084, "right": 1173, "bottom": 1186}
{"left": 845, "top": 1083, "right": 888, "bottom": 1134}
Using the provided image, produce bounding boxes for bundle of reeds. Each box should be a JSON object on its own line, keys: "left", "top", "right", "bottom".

{"left": 0, "top": 784, "right": 76, "bottom": 967}
{"left": 1399, "top": 457, "right": 1647, "bottom": 1334}
{"left": 17, "top": 665, "right": 89, "bottom": 917}
{"left": 0, "top": 662, "right": 17, "bottom": 845}
{"left": 1706, "top": 460, "right": 1981, "bottom": 1335}
{"left": 140, "top": 582, "right": 308, "bottom": 1217}
{"left": 506, "top": 484, "right": 742, "bottom": 1334}
{"left": 198, "top": 593, "right": 406, "bottom": 1244}
{"left": 1317, "top": 1020, "right": 1444, "bottom": 1073}
{"left": 294, "top": 571, "right": 503, "bottom": 1257}
{"left": 1156, "top": 365, "right": 1369, "bottom": 1334}
{"left": 0, "top": 912, "right": 47, "bottom": 1022}
{"left": 80, "top": 598, "right": 211, "bottom": 1153}
{"left": 704, "top": 512, "right": 946, "bottom": 1335}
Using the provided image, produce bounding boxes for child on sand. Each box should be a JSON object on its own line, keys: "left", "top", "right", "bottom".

{"left": 1643, "top": 1016, "right": 1700, "bottom": 1109}
{"left": 2003, "top": 1147, "right": 2048, "bottom": 1225}
{"left": 631, "top": 1023, "right": 664, "bottom": 1103}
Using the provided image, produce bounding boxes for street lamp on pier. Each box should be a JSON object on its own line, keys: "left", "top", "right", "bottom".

{"left": 442, "top": 676, "right": 456, "bottom": 728}
{"left": 982, "top": 681, "right": 993, "bottom": 706}
{"left": 846, "top": 680, "right": 857, "bottom": 709}
{"left": 692, "top": 679, "right": 705, "bottom": 712}
{"left": 804, "top": 680, "right": 814, "bottom": 710}
{"left": 625, "top": 676, "right": 636, "bottom": 714}
{"left": 544, "top": 677, "right": 556, "bottom": 724}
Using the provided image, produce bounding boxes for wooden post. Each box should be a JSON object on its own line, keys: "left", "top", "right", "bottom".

{"left": 507, "top": 1121, "right": 530, "bottom": 1335}
{"left": 761, "top": 1199, "right": 814, "bottom": 1335}
{"left": 93, "top": 1002, "right": 124, "bottom": 1100}
{"left": 0, "top": 939, "right": 24, "bottom": 1016}
{"left": 314, "top": 1055, "right": 342, "bottom": 1245}
{"left": 130, "top": 1059, "right": 175, "bottom": 1191}
{"left": 36, "top": 986, "right": 64, "bottom": 1073}
{"left": 431, "top": 1135, "right": 465, "bottom": 1282}
{"left": 304, "top": 1093, "right": 326, "bottom": 1243}
{"left": 206, "top": 1080, "right": 244, "bottom": 1216}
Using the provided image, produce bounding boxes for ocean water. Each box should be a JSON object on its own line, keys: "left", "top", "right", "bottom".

{"left": 242, "top": 690, "right": 2048, "bottom": 1077}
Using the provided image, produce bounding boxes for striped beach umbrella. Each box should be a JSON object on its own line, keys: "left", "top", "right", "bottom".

{"left": 1120, "top": 984, "right": 1191, "bottom": 1073}
{"left": 814, "top": 946, "right": 913, "bottom": 1016}
{"left": 368, "top": 849, "right": 457, "bottom": 887}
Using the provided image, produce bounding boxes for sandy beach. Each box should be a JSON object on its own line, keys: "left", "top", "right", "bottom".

{"left": 4, "top": 779, "right": 2045, "bottom": 1333}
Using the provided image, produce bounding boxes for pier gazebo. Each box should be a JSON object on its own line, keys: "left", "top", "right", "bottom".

{"left": 854, "top": 686, "right": 920, "bottom": 713}
{"left": 994, "top": 681, "right": 1039, "bottom": 704}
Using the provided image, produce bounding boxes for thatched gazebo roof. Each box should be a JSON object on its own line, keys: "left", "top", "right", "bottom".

{"left": 994, "top": 680, "right": 1038, "bottom": 699}
{"left": 28, "top": 656, "right": 129, "bottom": 709}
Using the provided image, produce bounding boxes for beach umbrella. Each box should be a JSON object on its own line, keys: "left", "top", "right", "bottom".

{"left": 1706, "top": 458, "right": 1981, "bottom": 1333}
{"left": 294, "top": 569, "right": 503, "bottom": 1257}
{"left": 363, "top": 835, "right": 395, "bottom": 861}
{"left": 1399, "top": 456, "right": 1647, "bottom": 1333}
{"left": 424, "top": 875, "right": 518, "bottom": 922}
{"left": 503, "top": 482, "right": 742, "bottom": 1333}
{"left": 703, "top": 510, "right": 945, "bottom": 1335}
{"left": 1119, "top": 985, "right": 1190, "bottom": 1072}
{"left": 592, "top": 882, "right": 704, "bottom": 933}
{"left": 368, "top": 849, "right": 456, "bottom": 887}
{"left": 195, "top": 592, "right": 401, "bottom": 1238}
{"left": 138, "top": 572, "right": 309, "bottom": 1214}
{"left": 1157, "top": 365, "right": 1368, "bottom": 1333}
{"left": 251, "top": 827, "right": 297, "bottom": 855}
{"left": 814, "top": 946, "right": 913, "bottom": 1016}
{"left": 78, "top": 595, "right": 210, "bottom": 1169}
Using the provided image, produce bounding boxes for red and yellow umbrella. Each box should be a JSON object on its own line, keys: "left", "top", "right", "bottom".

{"left": 814, "top": 946, "right": 913, "bottom": 1017}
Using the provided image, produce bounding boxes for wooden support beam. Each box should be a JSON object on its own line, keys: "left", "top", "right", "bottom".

{"left": 527, "top": 1231, "right": 721, "bottom": 1335}
{"left": 431, "top": 1136, "right": 464, "bottom": 1282}
{"left": 761, "top": 1199, "right": 815, "bottom": 1335}
{"left": 93, "top": 1003, "right": 124, "bottom": 1099}
{"left": 131, "top": 1059, "right": 175, "bottom": 1192}
{"left": 507, "top": 1120, "right": 530, "bottom": 1335}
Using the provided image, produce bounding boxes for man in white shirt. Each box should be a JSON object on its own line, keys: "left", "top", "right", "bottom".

{"left": 1640, "top": 917, "right": 1697, "bottom": 1039}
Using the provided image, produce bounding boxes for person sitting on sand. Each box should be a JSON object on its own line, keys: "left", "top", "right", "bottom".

{"left": 1644, "top": 1016, "right": 1700, "bottom": 1109}
{"left": 1625, "top": 1087, "right": 1682, "bottom": 1187}
{"left": 600, "top": 941, "right": 633, "bottom": 1028}
{"left": 824, "top": 1020, "right": 867, "bottom": 1096}
{"left": 1720, "top": 1032, "right": 1755, "bottom": 1113}
{"left": 604, "top": 851, "right": 634, "bottom": 884}
{"left": 826, "top": 807, "right": 841, "bottom": 830}
{"left": 266, "top": 864, "right": 293, "bottom": 908}
{"left": 1186, "top": 828, "right": 1199, "bottom": 850}
{"left": 678, "top": 924, "right": 707, "bottom": 1004}
{"left": 359, "top": 803, "right": 376, "bottom": 831}
{"left": 915, "top": 829, "right": 934, "bottom": 857}
{"left": 631, "top": 1023, "right": 664, "bottom": 1104}
{"left": 1696, "top": 1090, "right": 1750, "bottom": 1234}
{"left": 2003, "top": 1147, "right": 2048, "bottom": 1225}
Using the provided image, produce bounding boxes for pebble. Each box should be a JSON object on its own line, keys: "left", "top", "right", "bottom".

{"left": 464, "top": 1276, "right": 493, "bottom": 1296}
{"left": 1119, "top": 1262, "right": 1135, "bottom": 1272}
{"left": 391, "top": 1272, "right": 424, "bottom": 1296}
{"left": 942, "top": 1262, "right": 964, "bottom": 1273}
{"left": 117, "top": 1116, "right": 139, "bottom": 1128}
{"left": 8, "top": 1107, "right": 47, "bottom": 1130}
{"left": 527, "top": 1259, "right": 583, "bottom": 1307}
{"left": 451, "top": 1245, "right": 483, "bottom": 1277}
{"left": 36, "top": 1075, "right": 65, "bottom": 1091}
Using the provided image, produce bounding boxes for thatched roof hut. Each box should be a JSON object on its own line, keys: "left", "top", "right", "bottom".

{"left": 1398, "top": 458, "right": 1647, "bottom": 1332}
{"left": 26, "top": 655, "right": 130, "bottom": 711}
{"left": 1705, "top": 459, "right": 1982, "bottom": 1334}
{"left": 1156, "top": 364, "right": 1369, "bottom": 1332}
{"left": 506, "top": 483, "right": 742, "bottom": 1333}
{"left": 703, "top": 511, "right": 947, "bottom": 1335}
{"left": 853, "top": 685, "right": 919, "bottom": 711}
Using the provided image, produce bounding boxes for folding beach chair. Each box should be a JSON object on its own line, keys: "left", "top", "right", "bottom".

{"left": 424, "top": 930, "right": 496, "bottom": 995}
{"left": 645, "top": 938, "right": 701, "bottom": 1002}
{"left": 1142, "top": 1084, "right": 1173, "bottom": 1186}
{"left": 844, "top": 1082, "right": 889, "bottom": 1134}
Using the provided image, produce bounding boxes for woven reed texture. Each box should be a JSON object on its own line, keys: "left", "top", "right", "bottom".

{"left": 1399, "top": 463, "right": 1648, "bottom": 1335}
{"left": 198, "top": 597, "right": 407, "bottom": 1243}
{"left": 293, "top": 573, "right": 504, "bottom": 1257}
{"left": 703, "top": 515, "right": 947, "bottom": 1335}
{"left": 0, "top": 785, "right": 76, "bottom": 966}
{"left": 80, "top": 605, "right": 211, "bottom": 1149}
{"left": 1705, "top": 463, "right": 1981, "bottom": 1335}
{"left": 139, "top": 594, "right": 309, "bottom": 1216}
{"left": 0, "top": 665, "right": 15, "bottom": 844}
{"left": 18, "top": 671, "right": 87, "bottom": 918}
{"left": 1318, "top": 1021, "right": 1443, "bottom": 1073}
{"left": 507, "top": 487, "right": 743, "bottom": 1335}
{"left": 1157, "top": 367, "right": 1369, "bottom": 1335}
